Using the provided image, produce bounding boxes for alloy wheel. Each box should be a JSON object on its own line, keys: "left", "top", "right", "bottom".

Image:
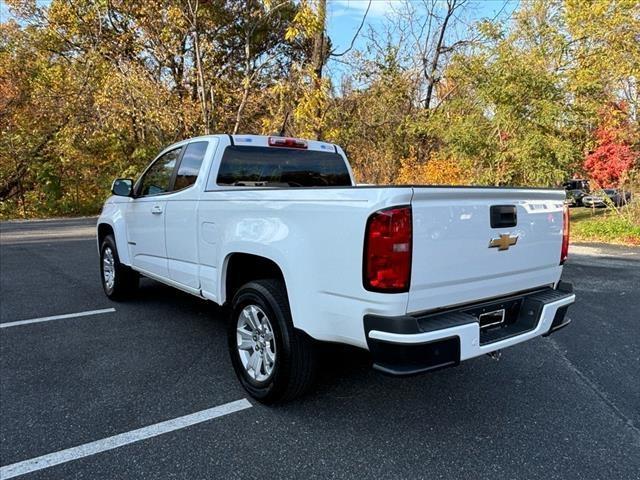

{"left": 236, "top": 305, "right": 277, "bottom": 382}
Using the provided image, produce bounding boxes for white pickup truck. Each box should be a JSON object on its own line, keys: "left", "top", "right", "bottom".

{"left": 97, "top": 134, "right": 575, "bottom": 403}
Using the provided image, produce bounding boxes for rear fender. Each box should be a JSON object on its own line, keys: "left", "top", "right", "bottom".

{"left": 219, "top": 244, "right": 291, "bottom": 306}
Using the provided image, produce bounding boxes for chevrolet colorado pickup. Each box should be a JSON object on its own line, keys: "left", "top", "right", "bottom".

{"left": 98, "top": 134, "right": 575, "bottom": 403}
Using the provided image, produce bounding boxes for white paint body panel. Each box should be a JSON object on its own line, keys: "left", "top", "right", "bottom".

{"left": 408, "top": 188, "right": 566, "bottom": 313}
{"left": 125, "top": 198, "right": 168, "bottom": 277}
{"left": 98, "top": 134, "right": 569, "bottom": 351}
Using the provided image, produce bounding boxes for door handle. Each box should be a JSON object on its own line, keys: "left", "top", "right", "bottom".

{"left": 151, "top": 204, "right": 163, "bottom": 215}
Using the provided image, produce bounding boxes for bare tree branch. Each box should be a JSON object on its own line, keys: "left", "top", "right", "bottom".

{"left": 424, "top": 0, "right": 463, "bottom": 109}
{"left": 331, "top": 0, "right": 372, "bottom": 57}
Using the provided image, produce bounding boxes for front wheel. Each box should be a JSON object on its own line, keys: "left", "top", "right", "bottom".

{"left": 100, "top": 235, "right": 139, "bottom": 300}
{"left": 228, "top": 279, "right": 317, "bottom": 404}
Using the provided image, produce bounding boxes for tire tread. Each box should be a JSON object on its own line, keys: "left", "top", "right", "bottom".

{"left": 101, "top": 235, "right": 138, "bottom": 301}
{"left": 231, "top": 279, "right": 316, "bottom": 403}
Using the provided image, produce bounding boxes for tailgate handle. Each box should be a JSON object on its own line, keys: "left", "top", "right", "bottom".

{"left": 490, "top": 205, "right": 517, "bottom": 228}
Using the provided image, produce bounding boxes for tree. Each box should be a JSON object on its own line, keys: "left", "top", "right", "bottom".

{"left": 584, "top": 104, "right": 639, "bottom": 187}
{"left": 2, "top": 0, "right": 640, "bottom": 218}
{"left": 0, "top": 0, "right": 302, "bottom": 217}
{"left": 565, "top": 0, "right": 640, "bottom": 124}
{"left": 422, "top": 0, "right": 467, "bottom": 110}
{"left": 230, "top": 1, "right": 298, "bottom": 134}
{"left": 419, "top": 0, "right": 581, "bottom": 186}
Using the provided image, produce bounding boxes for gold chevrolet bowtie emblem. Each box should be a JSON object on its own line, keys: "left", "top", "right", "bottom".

{"left": 489, "top": 234, "right": 518, "bottom": 251}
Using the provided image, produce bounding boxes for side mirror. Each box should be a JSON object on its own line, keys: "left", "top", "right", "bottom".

{"left": 111, "top": 178, "right": 133, "bottom": 197}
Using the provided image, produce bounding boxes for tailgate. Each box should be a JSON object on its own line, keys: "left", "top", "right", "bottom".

{"left": 407, "top": 187, "right": 566, "bottom": 313}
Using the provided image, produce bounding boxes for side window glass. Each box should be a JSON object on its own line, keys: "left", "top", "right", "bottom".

{"left": 173, "top": 141, "right": 208, "bottom": 191}
{"left": 138, "top": 148, "right": 182, "bottom": 197}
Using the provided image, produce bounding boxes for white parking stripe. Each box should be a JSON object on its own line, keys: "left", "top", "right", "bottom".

{"left": 0, "top": 398, "right": 252, "bottom": 479}
{"left": 0, "top": 308, "right": 116, "bottom": 329}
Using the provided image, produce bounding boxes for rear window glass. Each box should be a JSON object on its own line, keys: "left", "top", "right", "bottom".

{"left": 215, "top": 146, "right": 351, "bottom": 187}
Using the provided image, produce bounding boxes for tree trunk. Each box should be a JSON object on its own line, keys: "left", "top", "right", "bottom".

{"left": 193, "top": 29, "right": 209, "bottom": 134}
{"left": 311, "top": 0, "right": 327, "bottom": 140}
{"left": 233, "top": 32, "right": 252, "bottom": 135}
{"left": 424, "top": 0, "right": 457, "bottom": 110}
{"left": 233, "top": 80, "right": 250, "bottom": 135}
{"left": 187, "top": 0, "right": 209, "bottom": 134}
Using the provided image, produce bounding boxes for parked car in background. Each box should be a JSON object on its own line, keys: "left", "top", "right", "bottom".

{"left": 564, "top": 189, "right": 587, "bottom": 207}
{"left": 582, "top": 189, "right": 632, "bottom": 208}
{"left": 563, "top": 179, "right": 590, "bottom": 192}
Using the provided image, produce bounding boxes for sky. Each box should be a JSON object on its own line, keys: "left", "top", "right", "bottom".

{"left": 326, "top": 0, "right": 518, "bottom": 51}
{"left": 0, "top": 1, "right": 11, "bottom": 23}
{"left": 324, "top": 0, "right": 518, "bottom": 79}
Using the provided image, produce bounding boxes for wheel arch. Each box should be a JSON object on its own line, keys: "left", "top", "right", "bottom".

{"left": 97, "top": 223, "right": 114, "bottom": 246}
{"left": 222, "top": 252, "right": 288, "bottom": 306}
{"left": 97, "top": 217, "right": 131, "bottom": 266}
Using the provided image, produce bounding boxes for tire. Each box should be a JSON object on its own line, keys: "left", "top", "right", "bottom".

{"left": 228, "top": 279, "right": 317, "bottom": 404}
{"left": 100, "top": 234, "right": 139, "bottom": 301}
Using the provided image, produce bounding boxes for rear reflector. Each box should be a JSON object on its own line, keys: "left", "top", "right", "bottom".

{"left": 560, "top": 205, "right": 569, "bottom": 264}
{"left": 268, "top": 137, "right": 308, "bottom": 149}
{"left": 364, "top": 206, "right": 412, "bottom": 293}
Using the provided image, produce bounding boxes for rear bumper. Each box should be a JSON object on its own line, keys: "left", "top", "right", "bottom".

{"left": 364, "top": 283, "right": 575, "bottom": 376}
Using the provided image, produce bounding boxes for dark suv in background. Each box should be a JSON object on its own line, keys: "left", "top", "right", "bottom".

{"left": 563, "top": 179, "right": 590, "bottom": 207}
{"left": 563, "top": 179, "right": 590, "bottom": 192}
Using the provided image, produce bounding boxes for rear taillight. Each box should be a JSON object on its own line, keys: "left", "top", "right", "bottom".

{"left": 268, "top": 137, "right": 308, "bottom": 149}
{"left": 363, "top": 206, "right": 412, "bottom": 292}
{"left": 560, "top": 205, "right": 569, "bottom": 264}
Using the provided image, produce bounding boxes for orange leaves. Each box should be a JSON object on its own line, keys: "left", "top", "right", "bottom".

{"left": 395, "top": 154, "right": 466, "bottom": 186}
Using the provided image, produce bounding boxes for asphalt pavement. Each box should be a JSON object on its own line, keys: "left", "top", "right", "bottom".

{"left": 1, "top": 217, "right": 639, "bottom": 479}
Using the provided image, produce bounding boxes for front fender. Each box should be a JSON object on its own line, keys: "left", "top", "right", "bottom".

{"left": 98, "top": 198, "right": 131, "bottom": 266}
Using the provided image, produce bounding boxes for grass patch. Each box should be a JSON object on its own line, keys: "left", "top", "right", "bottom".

{"left": 570, "top": 205, "right": 640, "bottom": 246}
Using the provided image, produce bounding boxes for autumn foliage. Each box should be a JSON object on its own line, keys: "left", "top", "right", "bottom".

{"left": 583, "top": 105, "right": 639, "bottom": 188}
{"left": 395, "top": 155, "right": 466, "bottom": 186}
{"left": 1, "top": 0, "right": 640, "bottom": 219}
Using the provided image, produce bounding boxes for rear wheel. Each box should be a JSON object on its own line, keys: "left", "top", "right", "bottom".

{"left": 100, "top": 235, "right": 138, "bottom": 300}
{"left": 228, "top": 279, "right": 316, "bottom": 404}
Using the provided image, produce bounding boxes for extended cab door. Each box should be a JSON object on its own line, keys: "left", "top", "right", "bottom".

{"left": 126, "top": 146, "right": 183, "bottom": 278}
{"left": 164, "top": 140, "right": 215, "bottom": 289}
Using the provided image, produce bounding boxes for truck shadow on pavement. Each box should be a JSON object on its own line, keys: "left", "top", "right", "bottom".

{"left": 128, "top": 277, "right": 553, "bottom": 413}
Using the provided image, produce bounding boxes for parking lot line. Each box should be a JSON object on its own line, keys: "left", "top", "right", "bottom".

{"left": 0, "top": 398, "right": 252, "bottom": 479}
{"left": 0, "top": 308, "right": 116, "bottom": 329}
